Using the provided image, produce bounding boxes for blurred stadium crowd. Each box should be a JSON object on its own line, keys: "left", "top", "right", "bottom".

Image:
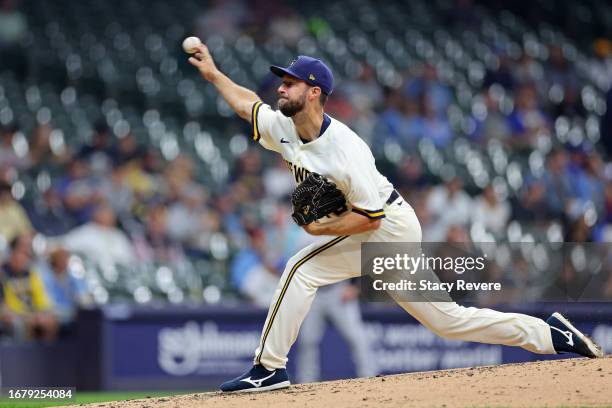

{"left": 0, "top": 0, "right": 611, "bottom": 340}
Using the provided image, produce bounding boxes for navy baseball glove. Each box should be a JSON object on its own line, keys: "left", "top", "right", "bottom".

{"left": 291, "top": 172, "right": 346, "bottom": 226}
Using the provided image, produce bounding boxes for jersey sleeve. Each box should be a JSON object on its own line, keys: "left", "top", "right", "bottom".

{"left": 251, "top": 101, "right": 281, "bottom": 152}
{"left": 341, "top": 146, "right": 386, "bottom": 220}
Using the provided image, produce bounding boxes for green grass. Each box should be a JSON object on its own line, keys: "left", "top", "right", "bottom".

{"left": 0, "top": 391, "right": 190, "bottom": 408}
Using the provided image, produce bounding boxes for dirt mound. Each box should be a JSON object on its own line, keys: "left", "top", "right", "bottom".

{"left": 68, "top": 357, "right": 612, "bottom": 408}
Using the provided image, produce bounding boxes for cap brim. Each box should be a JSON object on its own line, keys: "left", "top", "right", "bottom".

{"left": 270, "top": 65, "right": 300, "bottom": 79}
{"left": 270, "top": 65, "right": 329, "bottom": 94}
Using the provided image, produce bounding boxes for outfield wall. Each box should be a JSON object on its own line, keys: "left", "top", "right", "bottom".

{"left": 1, "top": 304, "right": 611, "bottom": 390}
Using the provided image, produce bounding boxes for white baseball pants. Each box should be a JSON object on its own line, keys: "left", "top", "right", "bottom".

{"left": 297, "top": 283, "right": 377, "bottom": 383}
{"left": 254, "top": 199, "right": 555, "bottom": 369}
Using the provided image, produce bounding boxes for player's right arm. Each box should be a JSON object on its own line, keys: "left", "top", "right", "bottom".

{"left": 188, "top": 44, "right": 260, "bottom": 122}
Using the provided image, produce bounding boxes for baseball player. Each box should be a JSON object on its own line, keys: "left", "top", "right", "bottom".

{"left": 188, "top": 47, "right": 604, "bottom": 393}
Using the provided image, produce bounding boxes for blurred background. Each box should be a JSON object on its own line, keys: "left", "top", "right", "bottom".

{"left": 0, "top": 0, "right": 611, "bottom": 394}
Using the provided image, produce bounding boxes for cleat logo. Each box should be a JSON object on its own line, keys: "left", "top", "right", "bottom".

{"left": 551, "top": 326, "right": 574, "bottom": 346}
{"left": 281, "top": 138, "right": 290, "bottom": 144}
{"left": 240, "top": 371, "right": 276, "bottom": 388}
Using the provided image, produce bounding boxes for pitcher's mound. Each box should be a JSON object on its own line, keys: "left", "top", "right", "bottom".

{"left": 72, "top": 357, "right": 612, "bottom": 408}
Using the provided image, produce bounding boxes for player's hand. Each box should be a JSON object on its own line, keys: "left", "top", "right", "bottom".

{"left": 188, "top": 44, "right": 219, "bottom": 82}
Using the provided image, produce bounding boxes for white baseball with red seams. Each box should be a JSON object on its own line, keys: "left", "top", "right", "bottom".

{"left": 182, "top": 36, "right": 202, "bottom": 54}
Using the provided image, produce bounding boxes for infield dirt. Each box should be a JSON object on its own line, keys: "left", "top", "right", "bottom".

{"left": 65, "top": 357, "right": 612, "bottom": 408}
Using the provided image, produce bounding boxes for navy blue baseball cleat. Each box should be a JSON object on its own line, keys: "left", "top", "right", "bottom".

{"left": 547, "top": 312, "right": 604, "bottom": 358}
{"left": 220, "top": 364, "right": 290, "bottom": 393}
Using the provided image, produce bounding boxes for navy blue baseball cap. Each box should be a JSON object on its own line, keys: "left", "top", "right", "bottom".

{"left": 270, "top": 56, "right": 334, "bottom": 95}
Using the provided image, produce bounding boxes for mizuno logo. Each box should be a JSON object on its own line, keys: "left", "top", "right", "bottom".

{"left": 281, "top": 138, "right": 290, "bottom": 144}
{"left": 551, "top": 325, "right": 574, "bottom": 346}
{"left": 240, "top": 370, "right": 276, "bottom": 388}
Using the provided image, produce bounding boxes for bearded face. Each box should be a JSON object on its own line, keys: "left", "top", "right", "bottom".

{"left": 277, "top": 90, "right": 307, "bottom": 117}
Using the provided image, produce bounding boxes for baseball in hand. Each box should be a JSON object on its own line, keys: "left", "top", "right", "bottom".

{"left": 182, "top": 36, "right": 202, "bottom": 54}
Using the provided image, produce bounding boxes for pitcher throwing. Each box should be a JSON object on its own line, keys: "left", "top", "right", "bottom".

{"left": 187, "top": 45, "right": 604, "bottom": 393}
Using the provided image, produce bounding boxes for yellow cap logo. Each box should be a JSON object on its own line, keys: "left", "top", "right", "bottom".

{"left": 309, "top": 74, "right": 315, "bottom": 81}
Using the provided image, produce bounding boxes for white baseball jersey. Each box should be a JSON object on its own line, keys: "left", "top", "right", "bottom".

{"left": 252, "top": 101, "right": 394, "bottom": 220}
{"left": 248, "top": 101, "right": 555, "bottom": 371}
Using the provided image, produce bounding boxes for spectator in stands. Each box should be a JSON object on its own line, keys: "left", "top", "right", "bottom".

{"left": 99, "top": 164, "right": 134, "bottom": 222}
{"left": 422, "top": 97, "right": 453, "bottom": 148}
{"left": 393, "top": 156, "right": 430, "bottom": 199}
{"left": 263, "top": 156, "right": 294, "bottom": 200}
{"left": 56, "top": 158, "right": 104, "bottom": 225}
{"left": 373, "top": 90, "right": 412, "bottom": 153}
{"left": 403, "top": 64, "right": 452, "bottom": 118}
{"left": 513, "top": 52, "right": 543, "bottom": 86}
{"left": 230, "top": 149, "right": 264, "bottom": 199}
{"left": 511, "top": 180, "right": 551, "bottom": 225}
{"left": 425, "top": 176, "right": 473, "bottom": 241}
{"left": 113, "top": 132, "right": 143, "bottom": 165}
{"left": 216, "top": 187, "right": 245, "bottom": 245}
{"left": 344, "top": 63, "right": 384, "bottom": 113}
{"left": 566, "top": 212, "right": 596, "bottom": 242}
{"left": 60, "top": 204, "right": 135, "bottom": 266}
{"left": 0, "top": 234, "right": 58, "bottom": 340}
{"left": 469, "top": 90, "right": 512, "bottom": 145}
{"left": 0, "top": 180, "right": 32, "bottom": 243}
{"left": 166, "top": 185, "right": 211, "bottom": 255}
{"left": 401, "top": 98, "right": 426, "bottom": 148}
{"left": 28, "top": 123, "right": 70, "bottom": 172}
{"left": 547, "top": 45, "right": 579, "bottom": 91}
{"left": 569, "top": 147, "right": 605, "bottom": 215}
{"left": 484, "top": 53, "right": 516, "bottom": 91}
{"left": 550, "top": 84, "right": 586, "bottom": 119}
{"left": 132, "top": 203, "right": 184, "bottom": 264}
{"left": 24, "top": 187, "right": 74, "bottom": 236}
{"left": 77, "top": 122, "right": 115, "bottom": 163}
{"left": 121, "top": 156, "right": 158, "bottom": 202}
{"left": 0, "top": 122, "right": 30, "bottom": 170}
{"left": 472, "top": 184, "right": 510, "bottom": 235}
{"left": 230, "top": 227, "right": 279, "bottom": 307}
{"left": 41, "top": 247, "right": 91, "bottom": 327}
{"left": 542, "top": 148, "right": 576, "bottom": 219}
{"left": 507, "top": 83, "right": 551, "bottom": 150}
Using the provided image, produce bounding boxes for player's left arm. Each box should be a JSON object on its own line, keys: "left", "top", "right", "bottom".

{"left": 302, "top": 211, "right": 381, "bottom": 236}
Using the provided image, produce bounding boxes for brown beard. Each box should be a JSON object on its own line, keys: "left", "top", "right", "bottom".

{"left": 277, "top": 93, "right": 306, "bottom": 117}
